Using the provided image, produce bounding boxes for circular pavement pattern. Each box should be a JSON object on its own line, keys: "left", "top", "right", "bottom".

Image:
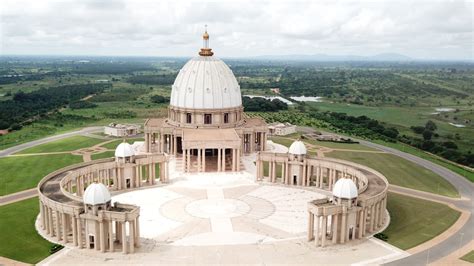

{"left": 185, "top": 198, "right": 251, "bottom": 218}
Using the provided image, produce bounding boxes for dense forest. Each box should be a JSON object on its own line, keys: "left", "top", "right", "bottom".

{"left": 127, "top": 74, "right": 177, "bottom": 85}
{"left": 242, "top": 96, "right": 288, "bottom": 112}
{"left": 0, "top": 83, "right": 110, "bottom": 130}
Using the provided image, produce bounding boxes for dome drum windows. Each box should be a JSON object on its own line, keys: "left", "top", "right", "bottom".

{"left": 204, "top": 114, "right": 212, "bottom": 124}
{"left": 186, "top": 113, "right": 192, "bottom": 124}
{"left": 224, "top": 113, "right": 229, "bottom": 124}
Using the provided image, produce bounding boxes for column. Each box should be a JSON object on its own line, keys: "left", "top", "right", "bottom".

{"left": 160, "top": 133, "right": 164, "bottom": 153}
{"left": 198, "top": 148, "right": 202, "bottom": 172}
{"left": 187, "top": 149, "right": 191, "bottom": 173}
{"left": 121, "top": 222, "right": 127, "bottom": 254}
{"left": 314, "top": 215, "right": 320, "bottom": 247}
{"left": 250, "top": 133, "right": 255, "bottom": 152}
{"left": 308, "top": 212, "right": 314, "bottom": 241}
{"left": 321, "top": 216, "right": 327, "bottom": 247}
{"left": 236, "top": 149, "right": 240, "bottom": 171}
{"left": 48, "top": 208, "right": 54, "bottom": 236}
{"left": 370, "top": 205, "right": 375, "bottom": 232}
{"left": 358, "top": 209, "right": 364, "bottom": 239}
{"left": 145, "top": 133, "right": 150, "bottom": 153}
{"left": 44, "top": 207, "right": 50, "bottom": 234}
{"left": 332, "top": 214, "right": 339, "bottom": 244}
{"left": 232, "top": 149, "right": 236, "bottom": 172}
{"left": 363, "top": 207, "right": 368, "bottom": 236}
{"left": 109, "top": 221, "right": 114, "bottom": 252}
{"left": 72, "top": 215, "right": 78, "bottom": 246}
{"left": 173, "top": 135, "right": 177, "bottom": 155}
{"left": 374, "top": 202, "right": 380, "bottom": 229}
{"left": 302, "top": 163, "right": 307, "bottom": 186}
{"left": 99, "top": 221, "right": 106, "bottom": 252}
{"left": 341, "top": 212, "right": 347, "bottom": 244}
{"left": 135, "top": 218, "right": 140, "bottom": 248}
{"left": 55, "top": 211, "right": 61, "bottom": 241}
{"left": 77, "top": 218, "right": 83, "bottom": 249}
{"left": 62, "top": 213, "right": 68, "bottom": 243}
{"left": 39, "top": 201, "right": 45, "bottom": 230}
{"left": 218, "top": 148, "right": 221, "bottom": 172}
{"left": 271, "top": 161, "right": 276, "bottom": 183}
{"left": 129, "top": 221, "right": 135, "bottom": 253}
{"left": 202, "top": 149, "right": 206, "bottom": 172}
{"left": 221, "top": 149, "right": 226, "bottom": 172}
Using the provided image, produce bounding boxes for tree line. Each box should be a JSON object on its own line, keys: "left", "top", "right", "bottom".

{"left": 0, "top": 83, "right": 110, "bottom": 130}
{"left": 242, "top": 96, "right": 288, "bottom": 112}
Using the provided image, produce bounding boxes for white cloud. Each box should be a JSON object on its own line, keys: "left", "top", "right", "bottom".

{"left": 0, "top": 0, "right": 472, "bottom": 60}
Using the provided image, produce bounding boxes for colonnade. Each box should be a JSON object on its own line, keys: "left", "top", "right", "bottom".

{"left": 243, "top": 131, "right": 267, "bottom": 154}
{"left": 61, "top": 156, "right": 169, "bottom": 197}
{"left": 256, "top": 151, "right": 388, "bottom": 248}
{"left": 256, "top": 153, "right": 367, "bottom": 191}
{"left": 307, "top": 196, "right": 387, "bottom": 247}
{"left": 183, "top": 148, "right": 241, "bottom": 172}
{"left": 38, "top": 200, "right": 140, "bottom": 254}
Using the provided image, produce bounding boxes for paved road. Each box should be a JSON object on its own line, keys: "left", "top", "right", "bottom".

{"left": 298, "top": 126, "right": 473, "bottom": 265}
{"left": 0, "top": 188, "right": 37, "bottom": 206}
{"left": 0, "top": 126, "right": 103, "bottom": 157}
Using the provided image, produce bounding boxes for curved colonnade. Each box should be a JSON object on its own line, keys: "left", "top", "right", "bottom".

{"left": 37, "top": 154, "right": 168, "bottom": 254}
{"left": 256, "top": 151, "right": 389, "bottom": 247}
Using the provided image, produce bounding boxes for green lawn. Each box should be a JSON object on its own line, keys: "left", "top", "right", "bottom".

{"left": 0, "top": 197, "right": 53, "bottom": 264}
{"left": 101, "top": 137, "right": 144, "bottom": 149}
{"left": 460, "top": 250, "right": 474, "bottom": 263}
{"left": 17, "top": 136, "right": 106, "bottom": 154}
{"left": 0, "top": 154, "right": 82, "bottom": 196}
{"left": 326, "top": 151, "right": 459, "bottom": 198}
{"left": 383, "top": 192, "right": 461, "bottom": 250}
{"left": 374, "top": 140, "right": 474, "bottom": 182}
{"left": 91, "top": 151, "right": 115, "bottom": 160}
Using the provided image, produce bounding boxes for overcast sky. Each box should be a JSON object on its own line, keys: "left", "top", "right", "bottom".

{"left": 1, "top": 0, "right": 472, "bottom": 60}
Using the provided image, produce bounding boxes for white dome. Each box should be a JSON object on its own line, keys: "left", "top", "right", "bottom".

{"left": 115, "top": 142, "right": 135, "bottom": 157}
{"left": 170, "top": 56, "right": 242, "bottom": 109}
{"left": 83, "top": 183, "right": 111, "bottom": 205}
{"left": 289, "top": 140, "right": 307, "bottom": 155}
{"left": 332, "top": 178, "right": 358, "bottom": 199}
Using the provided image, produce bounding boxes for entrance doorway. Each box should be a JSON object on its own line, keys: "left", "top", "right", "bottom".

{"left": 89, "top": 235, "right": 95, "bottom": 249}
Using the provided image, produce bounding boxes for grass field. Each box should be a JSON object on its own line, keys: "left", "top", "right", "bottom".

{"left": 0, "top": 197, "right": 53, "bottom": 264}
{"left": 101, "top": 137, "right": 144, "bottom": 149}
{"left": 91, "top": 151, "right": 115, "bottom": 160}
{"left": 383, "top": 192, "right": 461, "bottom": 250}
{"left": 460, "top": 250, "right": 474, "bottom": 263}
{"left": 0, "top": 154, "right": 82, "bottom": 196}
{"left": 17, "top": 136, "right": 106, "bottom": 154}
{"left": 326, "top": 151, "right": 459, "bottom": 198}
{"left": 374, "top": 140, "right": 474, "bottom": 182}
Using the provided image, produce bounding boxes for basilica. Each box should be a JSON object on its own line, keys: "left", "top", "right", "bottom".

{"left": 35, "top": 30, "right": 388, "bottom": 256}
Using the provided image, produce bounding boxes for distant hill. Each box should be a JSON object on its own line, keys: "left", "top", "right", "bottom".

{"left": 252, "top": 53, "right": 413, "bottom": 62}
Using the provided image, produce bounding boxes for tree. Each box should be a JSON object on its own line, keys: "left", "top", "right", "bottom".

{"left": 422, "top": 130, "right": 433, "bottom": 140}
{"left": 425, "top": 120, "right": 437, "bottom": 131}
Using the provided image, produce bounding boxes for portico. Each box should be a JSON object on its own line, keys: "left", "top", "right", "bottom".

{"left": 182, "top": 128, "right": 241, "bottom": 172}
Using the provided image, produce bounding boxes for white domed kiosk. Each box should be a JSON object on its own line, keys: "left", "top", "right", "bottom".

{"left": 289, "top": 140, "right": 307, "bottom": 155}
{"left": 332, "top": 178, "right": 358, "bottom": 199}
{"left": 83, "top": 182, "right": 111, "bottom": 205}
{"left": 115, "top": 142, "right": 135, "bottom": 158}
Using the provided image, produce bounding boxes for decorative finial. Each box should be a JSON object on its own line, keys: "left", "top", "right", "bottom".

{"left": 199, "top": 25, "right": 213, "bottom": 56}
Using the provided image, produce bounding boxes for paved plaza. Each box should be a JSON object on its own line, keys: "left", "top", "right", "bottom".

{"left": 38, "top": 161, "right": 408, "bottom": 265}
